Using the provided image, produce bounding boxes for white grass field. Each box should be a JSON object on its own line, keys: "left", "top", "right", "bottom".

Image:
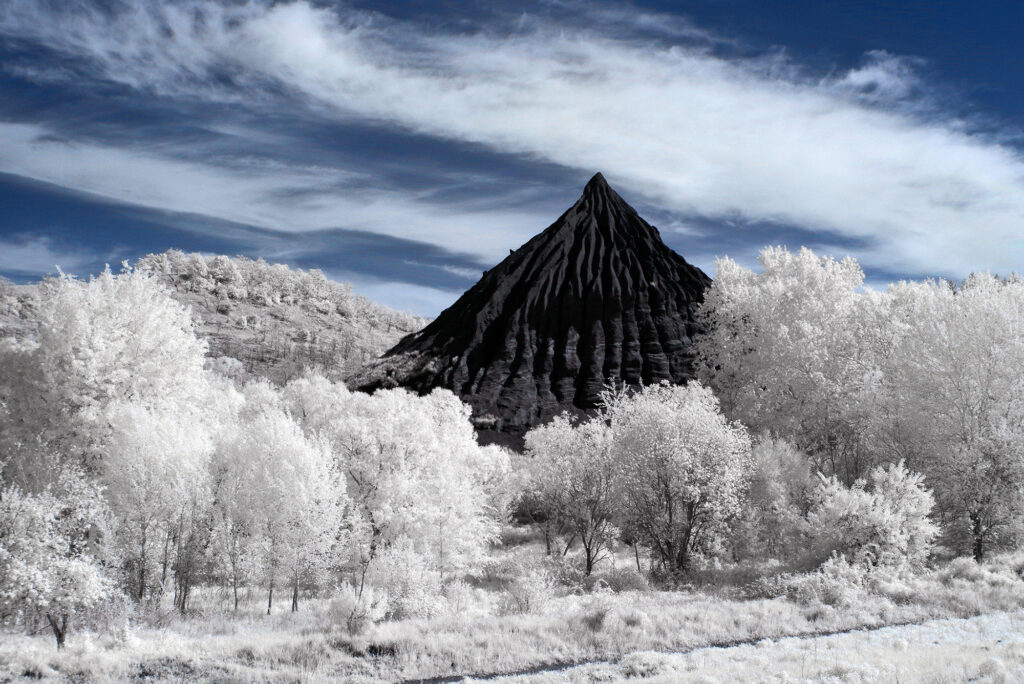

{"left": 2, "top": 544, "right": 1024, "bottom": 683}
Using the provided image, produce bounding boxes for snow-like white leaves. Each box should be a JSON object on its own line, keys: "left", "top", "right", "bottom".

{"left": 885, "top": 274, "right": 1024, "bottom": 558}
{"left": 215, "top": 381, "right": 347, "bottom": 602}
{"left": 0, "top": 472, "right": 111, "bottom": 645}
{"left": 609, "top": 382, "right": 753, "bottom": 571}
{"left": 0, "top": 266, "right": 212, "bottom": 482}
{"left": 697, "top": 246, "right": 886, "bottom": 484}
{"left": 526, "top": 415, "right": 619, "bottom": 574}
{"left": 698, "top": 246, "right": 1024, "bottom": 559}
{"left": 283, "top": 374, "right": 505, "bottom": 583}
{"left": 33, "top": 266, "right": 209, "bottom": 424}
{"left": 809, "top": 461, "right": 939, "bottom": 567}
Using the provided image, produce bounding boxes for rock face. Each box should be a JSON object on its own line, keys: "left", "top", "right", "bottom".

{"left": 351, "top": 173, "right": 711, "bottom": 438}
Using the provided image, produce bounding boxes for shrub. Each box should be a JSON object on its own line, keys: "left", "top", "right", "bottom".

{"left": 784, "top": 556, "right": 869, "bottom": 608}
{"left": 0, "top": 476, "right": 114, "bottom": 649}
{"left": 808, "top": 461, "right": 938, "bottom": 568}
{"left": 940, "top": 557, "right": 987, "bottom": 583}
{"left": 365, "top": 542, "right": 443, "bottom": 620}
{"left": 620, "top": 652, "right": 673, "bottom": 678}
{"left": 731, "top": 436, "right": 813, "bottom": 562}
{"left": 328, "top": 584, "right": 389, "bottom": 635}
{"left": 79, "top": 589, "right": 135, "bottom": 642}
{"left": 936, "top": 556, "right": 1017, "bottom": 589}
{"left": 743, "top": 573, "right": 793, "bottom": 600}
{"left": 499, "top": 567, "right": 556, "bottom": 615}
{"left": 987, "top": 549, "right": 1024, "bottom": 580}
{"left": 868, "top": 572, "right": 919, "bottom": 605}
{"left": 600, "top": 567, "right": 650, "bottom": 593}
{"left": 441, "top": 579, "right": 494, "bottom": 619}
{"left": 543, "top": 556, "right": 587, "bottom": 592}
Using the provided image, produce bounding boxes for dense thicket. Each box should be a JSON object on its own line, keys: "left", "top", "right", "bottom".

{"left": 697, "top": 247, "right": 1024, "bottom": 561}
{"left": 1, "top": 246, "right": 1020, "bottom": 650}
{"left": 0, "top": 267, "right": 502, "bottom": 647}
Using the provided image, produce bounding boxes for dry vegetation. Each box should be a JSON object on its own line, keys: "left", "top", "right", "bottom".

{"left": 3, "top": 534, "right": 1024, "bottom": 683}
{"left": 5, "top": 250, "right": 1024, "bottom": 683}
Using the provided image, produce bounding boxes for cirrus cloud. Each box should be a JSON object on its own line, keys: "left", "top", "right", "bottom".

{"left": 0, "top": 0, "right": 1022, "bottom": 283}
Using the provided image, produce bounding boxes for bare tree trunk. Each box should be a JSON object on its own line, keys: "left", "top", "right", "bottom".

{"left": 634, "top": 542, "right": 642, "bottom": 573}
{"left": 581, "top": 526, "right": 599, "bottom": 576}
{"left": 972, "top": 513, "right": 986, "bottom": 563}
{"left": 46, "top": 613, "right": 68, "bottom": 650}
{"left": 267, "top": 579, "right": 274, "bottom": 615}
{"left": 561, "top": 533, "right": 576, "bottom": 557}
{"left": 291, "top": 574, "right": 299, "bottom": 612}
{"left": 137, "top": 523, "right": 148, "bottom": 602}
{"left": 160, "top": 529, "right": 172, "bottom": 594}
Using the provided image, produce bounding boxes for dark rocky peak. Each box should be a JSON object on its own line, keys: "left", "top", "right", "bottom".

{"left": 350, "top": 173, "right": 712, "bottom": 442}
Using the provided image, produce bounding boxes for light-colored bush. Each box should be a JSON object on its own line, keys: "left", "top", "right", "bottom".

{"left": 785, "top": 556, "right": 869, "bottom": 608}
{"left": 732, "top": 436, "right": 813, "bottom": 561}
{"left": 441, "top": 580, "right": 494, "bottom": 619}
{"left": 328, "top": 583, "right": 388, "bottom": 634}
{"left": 601, "top": 567, "right": 650, "bottom": 593}
{"left": 365, "top": 541, "right": 443, "bottom": 620}
{"left": 499, "top": 567, "right": 556, "bottom": 615}
{"left": 808, "top": 461, "right": 938, "bottom": 567}
{"left": 542, "top": 556, "right": 587, "bottom": 591}
{"left": 620, "top": 651, "right": 674, "bottom": 678}
{"left": 0, "top": 476, "right": 115, "bottom": 649}
{"left": 743, "top": 573, "right": 793, "bottom": 600}
{"left": 608, "top": 382, "right": 753, "bottom": 574}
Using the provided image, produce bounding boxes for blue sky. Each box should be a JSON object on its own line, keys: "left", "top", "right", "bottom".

{"left": 1, "top": 0, "right": 1022, "bottom": 316}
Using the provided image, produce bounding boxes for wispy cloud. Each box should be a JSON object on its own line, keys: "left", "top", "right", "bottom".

{"left": 0, "top": 234, "right": 97, "bottom": 276}
{"left": 0, "top": 122, "right": 549, "bottom": 261}
{"left": 1, "top": 0, "right": 1023, "bottom": 282}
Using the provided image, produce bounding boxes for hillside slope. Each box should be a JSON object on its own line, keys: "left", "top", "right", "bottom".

{"left": 0, "top": 252, "right": 429, "bottom": 384}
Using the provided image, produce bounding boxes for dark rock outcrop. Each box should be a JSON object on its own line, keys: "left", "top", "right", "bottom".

{"left": 350, "top": 173, "right": 711, "bottom": 438}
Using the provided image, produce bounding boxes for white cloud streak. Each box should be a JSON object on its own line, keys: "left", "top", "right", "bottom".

{"left": 0, "top": 235, "right": 97, "bottom": 276}
{"left": 0, "top": 123, "right": 545, "bottom": 262}
{"left": 1, "top": 1, "right": 1024, "bottom": 279}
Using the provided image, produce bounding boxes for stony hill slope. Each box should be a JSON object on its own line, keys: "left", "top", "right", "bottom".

{"left": 0, "top": 253, "right": 428, "bottom": 385}
{"left": 351, "top": 173, "right": 711, "bottom": 436}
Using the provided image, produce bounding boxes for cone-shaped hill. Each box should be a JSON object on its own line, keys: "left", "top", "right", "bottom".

{"left": 350, "top": 173, "right": 711, "bottom": 440}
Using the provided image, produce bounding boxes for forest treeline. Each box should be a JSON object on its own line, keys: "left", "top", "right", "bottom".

{"left": 2, "top": 246, "right": 1023, "bottom": 649}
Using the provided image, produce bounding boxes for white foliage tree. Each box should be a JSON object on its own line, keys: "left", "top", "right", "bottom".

{"left": 696, "top": 247, "right": 889, "bottom": 483}
{"left": 696, "top": 247, "right": 1024, "bottom": 561}
{"left": 102, "top": 402, "right": 213, "bottom": 602}
{"left": 525, "top": 415, "right": 619, "bottom": 575}
{"left": 222, "top": 382, "right": 346, "bottom": 613}
{"left": 0, "top": 266, "right": 211, "bottom": 485}
{"left": 609, "top": 382, "right": 753, "bottom": 573}
{"left": 283, "top": 375, "right": 503, "bottom": 591}
{"left": 0, "top": 471, "right": 111, "bottom": 649}
{"left": 0, "top": 266, "right": 223, "bottom": 610}
{"left": 884, "top": 275, "right": 1024, "bottom": 560}
{"left": 731, "top": 436, "right": 814, "bottom": 561}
